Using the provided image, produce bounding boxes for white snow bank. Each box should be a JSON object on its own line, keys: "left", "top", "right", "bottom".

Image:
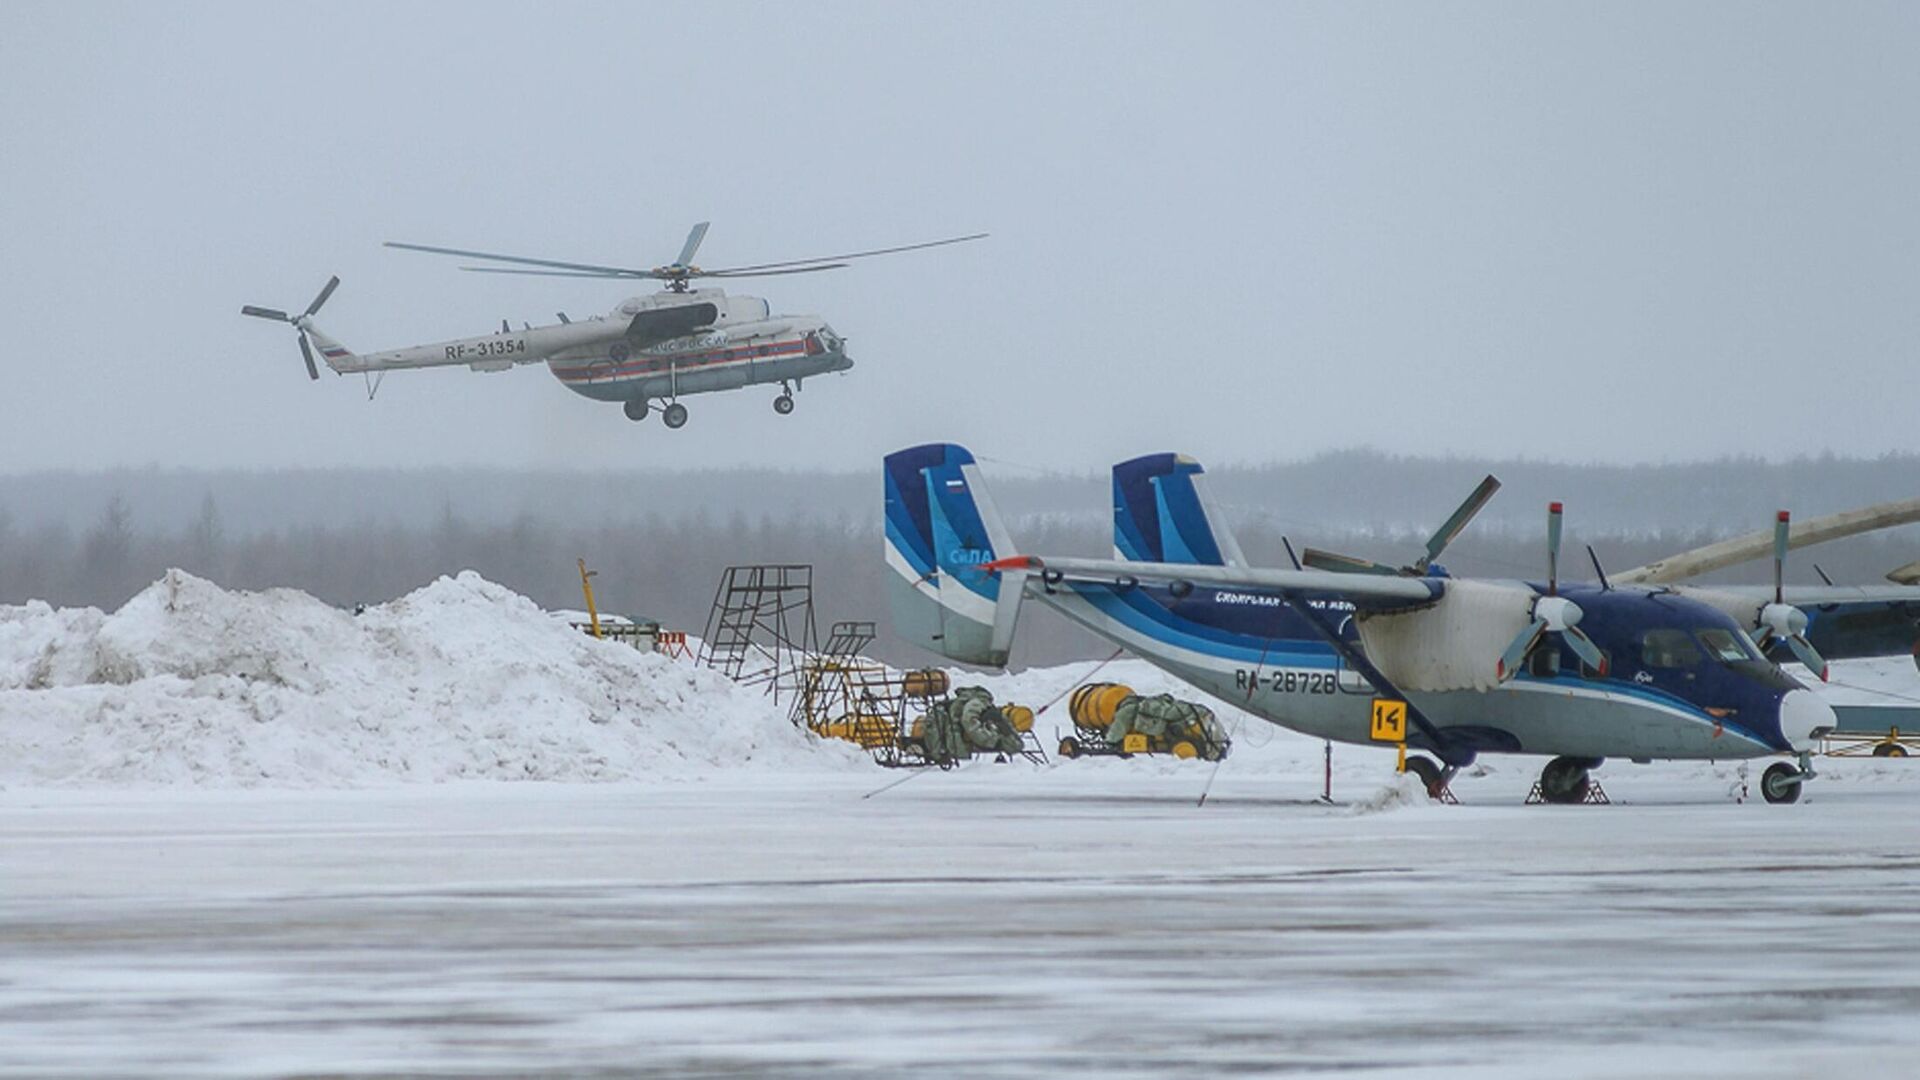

{"left": 0, "top": 570, "right": 860, "bottom": 787}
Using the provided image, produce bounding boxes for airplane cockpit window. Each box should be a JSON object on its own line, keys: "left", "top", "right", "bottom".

{"left": 1640, "top": 629, "right": 1704, "bottom": 669}
{"left": 1695, "top": 628, "right": 1757, "bottom": 664}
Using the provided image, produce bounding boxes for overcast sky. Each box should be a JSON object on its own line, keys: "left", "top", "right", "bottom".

{"left": 2, "top": 2, "right": 1915, "bottom": 474}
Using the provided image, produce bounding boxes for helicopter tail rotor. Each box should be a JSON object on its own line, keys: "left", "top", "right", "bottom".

{"left": 240, "top": 275, "right": 342, "bottom": 380}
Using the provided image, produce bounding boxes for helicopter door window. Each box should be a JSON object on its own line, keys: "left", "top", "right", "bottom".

{"left": 1640, "top": 629, "right": 1704, "bottom": 669}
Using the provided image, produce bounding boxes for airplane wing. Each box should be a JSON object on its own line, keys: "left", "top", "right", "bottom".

{"left": 993, "top": 554, "right": 1444, "bottom": 607}
{"left": 1614, "top": 497, "right": 1920, "bottom": 584}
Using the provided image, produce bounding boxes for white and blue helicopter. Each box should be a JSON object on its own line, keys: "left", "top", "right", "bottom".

{"left": 884, "top": 444, "right": 1920, "bottom": 804}
{"left": 242, "top": 224, "right": 983, "bottom": 429}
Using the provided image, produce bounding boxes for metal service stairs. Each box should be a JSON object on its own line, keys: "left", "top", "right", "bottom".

{"left": 699, "top": 564, "right": 819, "bottom": 702}
{"left": 790, "top": 620, "right": 883, "bottom": 729}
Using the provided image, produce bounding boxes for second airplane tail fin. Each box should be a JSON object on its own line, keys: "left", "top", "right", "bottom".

{"left": 1111, "top": 453, "right": 1247, "bottom": 567}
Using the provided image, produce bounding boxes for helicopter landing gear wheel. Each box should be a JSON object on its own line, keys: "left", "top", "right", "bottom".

{"left": 662, "top": 402, "right": 689, "bottom": 429}
{"left": 1761, "top": 762, "right": 1804, "bottom": 804}
{"left": 1538, "top": 755, "right": 1600, "bottom": 804}
{"left": 773, "top": 394, "right": 795, "bottom": 415}
{"left": 623, "top": 398, "right": 649, "bottom": 422}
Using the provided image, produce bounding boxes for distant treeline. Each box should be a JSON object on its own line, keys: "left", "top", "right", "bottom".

{"left": 3, "top": 454, "right": 1917, "bottom": 668}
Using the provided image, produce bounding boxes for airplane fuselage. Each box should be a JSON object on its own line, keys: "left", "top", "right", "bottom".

{"left": 1028, "top": 578, "right": 1821, "bottom": 766}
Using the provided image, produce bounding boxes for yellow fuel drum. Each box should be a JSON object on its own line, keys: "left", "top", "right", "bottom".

{"left": 1069, "top": 682, "right": 1134, "bottom": 730}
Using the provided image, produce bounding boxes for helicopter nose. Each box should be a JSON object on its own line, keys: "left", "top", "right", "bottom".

{"left": 1777, "top": 688, "right": 1836, "bottom": 752}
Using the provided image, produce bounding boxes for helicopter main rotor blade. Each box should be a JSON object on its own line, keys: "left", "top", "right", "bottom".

{"left": 240, "top": 305, "right": 290, "bottom": 321}
{"left": 385, "top": 241, "right": 646, "bottom": 278}
{"left": 305, "top": 275, "right": 340, "bottom": 317}
{"left": 701, "top": 232, "right": 987, "bottom": 275}
{"left": 456, "top": 266, "right": 653, "bottom": 278}
{"left": 675, "top": 221, "right": 711, "bottom": 267}
{"left": 701, "top": 263, "right": 851, "bottom": 279}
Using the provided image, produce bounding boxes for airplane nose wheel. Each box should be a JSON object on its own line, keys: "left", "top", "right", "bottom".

{"left": 662, "top": 402, "right": 689, "bottom": 429}
{"left": 1761, "top": 761, "right": 1805, "bottom": 804}
{"left": 773, "top": 394, "right": 795, "bottom": 415}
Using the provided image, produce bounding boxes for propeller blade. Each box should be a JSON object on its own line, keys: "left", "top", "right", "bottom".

{"left": 1547, "top": 501, "right": 1564, "bottom": 596}
{"left": 699, "top": 232, "right": 987, "bottom": 275}
{"left": 1420, "top": 474, "right": 1502, "bottom": 569}
{"left": 1300, "top": 547, "right": 1405, "bottom": 577}
{"left": 386, "top": 240, "right": 645, "bottom": 278}
{"left": 675, "top": 221, "right": 711, "bottom": 267}
{"left": 1497, "top": 618, "right": 1549, "bottom": 682}
{"left": 241, "top": 305, "right": 290, "bottom": 321}
{"left": 305, "top": 275, "right": 340, "bottom": 317}
{"left": 1282, "top": 536, "right": 1302, "bottom": 571}
{"left": 1561, "top": 625, "right": 1609, "bottom": 675}
{"left": 298, "top": 333, "right": 319, "bottom": 380}
{"left": 1786, "top": 634, "right": 1830, "bottom": 682}
{"left": 1773, "top": 510, "right": 1790, "bottom": 605}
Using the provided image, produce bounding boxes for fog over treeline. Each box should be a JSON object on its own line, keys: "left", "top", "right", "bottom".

{"left": 4, "top": 451, "right": 1917, "bottom": 669}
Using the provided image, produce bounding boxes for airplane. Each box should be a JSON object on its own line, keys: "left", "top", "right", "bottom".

{"left": 883, "top": 443, "right": 1920, "bottom": 805}
{"left": 241, "top": 224, "right": 984, "bottom": 429}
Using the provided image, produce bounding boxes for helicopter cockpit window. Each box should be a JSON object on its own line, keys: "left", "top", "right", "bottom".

{"left": 1695, "top": 628, "right": 1757, "bottom": 664}
{"left": 1640, "top": 629, "right": 1704, "bottom": 669}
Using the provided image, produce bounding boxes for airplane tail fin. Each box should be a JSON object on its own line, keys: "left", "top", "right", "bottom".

{"left": 1111, "top": 453, "right": 1247, "bottom": 566}
{"left": 883, "top": 444, "right": 1026, "bottom": 668}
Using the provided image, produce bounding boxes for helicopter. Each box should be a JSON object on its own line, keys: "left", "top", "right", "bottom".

{"left": 241, "top": 224, "right": 984, "bottom": 429}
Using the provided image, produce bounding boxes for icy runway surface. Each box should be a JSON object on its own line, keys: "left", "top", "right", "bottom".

{"left": 6, "top": 765, "right": 1920, "bottom": 1078}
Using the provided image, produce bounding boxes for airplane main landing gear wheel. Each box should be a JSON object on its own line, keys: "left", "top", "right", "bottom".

{"left": 1872, "top": 743, "right": 1908, "bottom": 758}
{"left": 1538, "top": 755, "right": 1599, "bottom": 804}
{"left": 623, "top": 399, "right": 649, "bottom": 422}
{"left": 772, "top": 394, "right": 795, "bottom": 415}
{"left": 662, "top": 402, "right": 689, "bottom": 429}
{"left": 1403, "top": 755, "right": 1446, "bottom": 799}
{"left": 1761, "top": 762, "right": 1804, "bottom": 804}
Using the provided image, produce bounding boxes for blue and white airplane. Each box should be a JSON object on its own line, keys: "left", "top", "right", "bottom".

{"left": 884, "top": 443, "right": 1920, "bottom": 804}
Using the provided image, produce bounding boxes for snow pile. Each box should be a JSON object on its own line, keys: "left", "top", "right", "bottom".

{"left": 1344, "top": 772, "right": 1436, "bottom": 814}
{"left": 0, "top": 570, "right": 859, "bottom": 787}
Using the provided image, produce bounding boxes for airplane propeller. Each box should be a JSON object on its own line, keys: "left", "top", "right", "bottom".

{"left": 1751, "top": 510, "right": 1830, "bottom": 681}
{"left": 385, "top": 223, "right": 988, "bottom": 293}
{"left": 1302, "top": 474, "right": 1501, "bottom": 577}
{"left": 241, "top": 275, "right": 340, "bottom": 380}
{"left": 1497, "top": 502, "right": 1610, "bottom": 681}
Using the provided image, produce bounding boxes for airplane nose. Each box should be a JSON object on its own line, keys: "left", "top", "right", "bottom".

{"left": 1777, "top": 688, "right": 1836, "bottom": 752}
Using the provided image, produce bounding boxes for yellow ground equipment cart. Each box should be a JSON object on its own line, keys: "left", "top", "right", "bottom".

{"left": 1819, "top": 705, "right": 1920, "bottom": 758}
{"left": 791, "top": 623, "right": 1044, "bottom": 768}
{"left": 1059, "top": 682, "right": 1231, "bottom": 761}
{"left": 903, "top": 686, "right": 1045, "bottom": 769}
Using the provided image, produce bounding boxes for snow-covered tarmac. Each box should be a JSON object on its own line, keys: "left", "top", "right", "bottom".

{"left": 6, "top": 760, "right": 1920, "bottom": 1078}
